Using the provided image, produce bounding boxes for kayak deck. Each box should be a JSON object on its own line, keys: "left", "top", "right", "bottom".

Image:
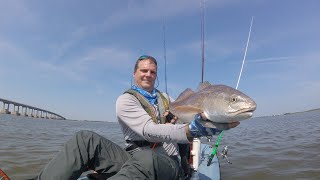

{"left": 78, "top": 140, "right": 221, "bottom": 180}
{"left": 191, "top": 142, "right": 220, "bottom": 180}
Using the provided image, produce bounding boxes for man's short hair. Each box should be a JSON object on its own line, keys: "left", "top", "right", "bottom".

{"left": 134, "top": 55, "right": 158, "bottom": 73}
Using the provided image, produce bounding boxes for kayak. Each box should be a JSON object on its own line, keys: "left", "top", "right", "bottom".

{"left": 0, "top": 139, "right": 220, "bottom": 180}
{"left": 78, "top": 138, "right": 221, "bottom": 180}
{"left": 190, "top": 138, "right": 220, "bottom": 180}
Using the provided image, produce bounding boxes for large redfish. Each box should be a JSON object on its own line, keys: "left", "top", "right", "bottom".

{"left": 169, "top": 81, "right": 257, "bottom": 128}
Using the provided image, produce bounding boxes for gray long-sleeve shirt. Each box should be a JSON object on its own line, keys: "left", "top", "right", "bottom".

{"left": 116, "top": 93, "right": 189, "bottom": 156}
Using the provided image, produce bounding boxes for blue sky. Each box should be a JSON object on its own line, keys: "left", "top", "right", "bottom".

{"left": 0, "top": 0, "right": 319, "bottom": 121}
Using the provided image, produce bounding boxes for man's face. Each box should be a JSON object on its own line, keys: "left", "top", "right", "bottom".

{"left": 133, "top": 59, "right": 157, "bottom": 92}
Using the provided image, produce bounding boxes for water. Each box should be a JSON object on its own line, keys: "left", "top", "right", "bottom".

{"left": 219, "top": 110, "right": 320, "bottom": 180}
{"left": 1, "top": 110, "right": 320, "bottom": 180}
{"left": 0, "top": 115, "right": 125, "bottom": 180}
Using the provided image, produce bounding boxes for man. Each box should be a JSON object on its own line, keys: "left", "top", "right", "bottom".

{"left": 37, "top": 55, "right": 239, "bottom": 180}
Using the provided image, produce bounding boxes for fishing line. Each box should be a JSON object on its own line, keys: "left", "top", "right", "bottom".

{"left": 207, "top": 16, "right": 254, "bottom": 166}
{"left": 236, "top": 16, "right": 254, "bottom": 90}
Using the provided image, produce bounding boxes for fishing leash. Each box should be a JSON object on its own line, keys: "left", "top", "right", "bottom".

{"left": 207, "top": 130, "right": 224, "bottom": 166}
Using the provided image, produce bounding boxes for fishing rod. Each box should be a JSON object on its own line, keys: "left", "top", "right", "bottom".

{"left": 207, "top": 16, "right": 254, "bottom": 166}
{"left": 200, "top": 0, "right": 205, "bottom": 83}
{"left": 163, "top": 18, "right": 168, "bottom": 96}
{"left": 207, "top": 131, "right": 224, "bottom": 166}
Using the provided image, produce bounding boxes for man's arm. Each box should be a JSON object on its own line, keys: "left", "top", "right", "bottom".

{"left": 116, "top": 93, "right": 189, "bottom": 143}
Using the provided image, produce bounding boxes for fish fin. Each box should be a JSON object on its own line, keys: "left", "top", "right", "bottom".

{"left": 175, "top": 88, "right": 194, "bottom": 102}
{"left": 199, "top": 120, "right": 217, "bottom": 128}
{"left": 197, "top": 81, "right": 212, "bottom": 91}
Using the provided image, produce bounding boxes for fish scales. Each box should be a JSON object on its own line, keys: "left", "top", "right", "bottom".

{"left": 169, "top": 81, "right": 257, "bottom": 127}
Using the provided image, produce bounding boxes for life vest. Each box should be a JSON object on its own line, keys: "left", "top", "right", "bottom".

{"left": 125, "top": 89, "right": 192, "bottom": 177}
{"left": 124, "top": 89, "right": 169, "bottom": 124}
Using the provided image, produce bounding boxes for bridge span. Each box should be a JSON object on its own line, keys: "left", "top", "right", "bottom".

{"left": 0, "top": 98, "right": 66, "bottom": 120}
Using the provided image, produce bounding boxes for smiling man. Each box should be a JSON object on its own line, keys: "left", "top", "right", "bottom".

{"left": 36, "top": 55, "right": 238, "bottom": 180}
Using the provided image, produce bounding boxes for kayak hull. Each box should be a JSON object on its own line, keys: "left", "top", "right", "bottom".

{"left": 191, "top": 141, "right": 220, "bottom": 180}
{"left": 78, "top": 139, "right": 221, "bottom": 180}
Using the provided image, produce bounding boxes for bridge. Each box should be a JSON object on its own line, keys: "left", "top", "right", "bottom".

{"left": 0, "top": 98, "right": 66, "bottom": 120}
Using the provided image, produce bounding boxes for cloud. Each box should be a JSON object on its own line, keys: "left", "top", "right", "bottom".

{"left": 0, "top": 34, "right": 136, "bottom": 83}
{"left": 69, "top": 46, "right": 134, "bottom": 73}
{"left": 247, "top": 56, "right": 300, "bottom": 64}
{"left": 89, "top": 0, "right": 229, "bottom": 32}
{"left": 0, "top": 37, "right": 84, "bottom": 83}
{"left": 103, "top": 0, "right": 198, "bottom": 28}
{"left": 299, "top": 80, "right": 320, "bottom": 95}
{"left": 0, "top": 0, "right": 37, "bottom": 28}
{"left": 247, "top": 52, "right": 320, "bottom": 73}
{"left": 33, "top": 45, "right": 138, "bottom": 84}
{"left": 0, "top": 40, "right": 24, "bottom": 61}
{"left": 50, "top": 26, "right": 90, "bottom": 61}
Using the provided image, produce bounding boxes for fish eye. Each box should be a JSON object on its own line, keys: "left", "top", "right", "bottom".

{"left": 231, "top": 97, "right": 237, "bottom": 102}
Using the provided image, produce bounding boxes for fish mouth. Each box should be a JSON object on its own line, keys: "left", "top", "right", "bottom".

{"left": 240, "top": 111, "right": 253, "bottom": 117}
{"left": 232, "top": 107, "right": 256, "bottom": 117}
{"left": 242, "top": 108, "right": 256, "bottom": 114}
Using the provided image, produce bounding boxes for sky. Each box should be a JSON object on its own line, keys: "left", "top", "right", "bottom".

{"left": 0, "top": 0, "right": 319, "bottom": 121}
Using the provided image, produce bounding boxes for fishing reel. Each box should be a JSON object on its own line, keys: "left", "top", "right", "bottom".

{"left": 220, "top": 146, "right": 232, "bottom": 164}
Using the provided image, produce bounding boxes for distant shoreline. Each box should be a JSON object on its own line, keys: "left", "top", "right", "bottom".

{"left": 255, "top": 108, "right": 320, "bottom": 118}
{"left": 283, "top": 108, "right": 320, "bottom": 115}
{"left": 2, "top": 108, "right": 319, "bottom": 121}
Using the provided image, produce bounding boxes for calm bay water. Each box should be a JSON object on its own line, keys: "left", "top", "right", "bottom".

{"left": 1, "top": 110, "right": 320, "bottom": 180}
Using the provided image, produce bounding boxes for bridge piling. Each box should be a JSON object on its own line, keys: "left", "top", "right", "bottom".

{"left": 0, "top": 98, "right": 65, "bottom": 120}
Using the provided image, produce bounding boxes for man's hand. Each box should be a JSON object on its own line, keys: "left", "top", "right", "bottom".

{"left": 187, "top": 112, "right": 240, "bottom": 138}
{"left": 163, "top": 110, "right": 178, "bottom": 124}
